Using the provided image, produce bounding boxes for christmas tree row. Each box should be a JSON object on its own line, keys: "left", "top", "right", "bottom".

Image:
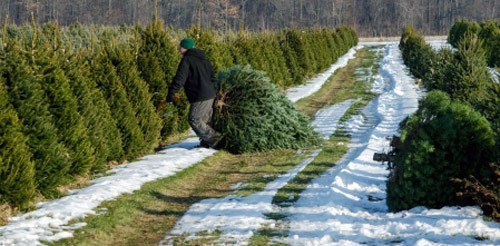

{"left": 0, "top": 22, "right": 357, "bottom": 209}
{"left": 388, "top": 25, "right": 500, "bottom": 221}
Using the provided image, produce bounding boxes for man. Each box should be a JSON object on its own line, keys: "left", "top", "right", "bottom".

{"left": 166, "top": 37, "right": 221, "bottom": 149}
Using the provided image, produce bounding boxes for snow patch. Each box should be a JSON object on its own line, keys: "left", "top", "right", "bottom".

{"left": 428, "top": 40, "right": 453, "bottom": 51}
{"left": 489, "top": 67, "right": 499, "bottom": 84}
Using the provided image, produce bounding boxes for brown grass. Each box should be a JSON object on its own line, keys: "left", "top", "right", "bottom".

{"left": 0, "top": 203, "right": 15, "bottom": 226}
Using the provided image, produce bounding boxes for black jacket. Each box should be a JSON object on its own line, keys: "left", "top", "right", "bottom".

{"left": 167, "top": 48, "right": 218, "bottom": 103}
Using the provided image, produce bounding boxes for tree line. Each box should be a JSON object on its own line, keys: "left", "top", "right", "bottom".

{"left": 1, "top": 0, "right": 499, "bottom": 36}
{"left": 0, "top": 21, "right": 357, "bottom": 210}
{"left": 388, "top": 24, "right": 500, "bottom": 221}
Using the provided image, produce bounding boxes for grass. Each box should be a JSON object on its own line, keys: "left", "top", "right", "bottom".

{"left": 296, "top": 48, "right": 377, "bottom": 118}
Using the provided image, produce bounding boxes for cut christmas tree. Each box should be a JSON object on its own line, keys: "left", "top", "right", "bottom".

{"left": 213, "top": 65, "right": 321, "bottom": 154}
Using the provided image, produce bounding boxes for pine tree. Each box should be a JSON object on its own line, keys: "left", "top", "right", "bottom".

{"left": 285, "top": 30, "right": 313, "bottom": 79}
{"left": 229, "top": 32, "right": 251, "bottom": 66}
{"left": 448, "top": 19, "right": 481, "bottom": 48}
{"left": 108, "top": 43, "right": 162, "bottom": 153}
{"left": 62, "top": 48, "right": 123, "bottom": 170}
{"left": 214, "top": 65, "right": 321, "bottom": 154}
{"left": 31, "top": 40, "right": 96, "bottom": 175}
{"left": 136, "top": 22, "right": 180, "bottom": 106}
{"left": 387, "top": 91, "right": 496, "bottom": 211}
{"left": 267, "top": 34, "right": 293, "bottom": 87}
{"left": 1, "top": 40, "right": 70, "bottom": 194}
{"left": 322, "top": 29, "right": 338, "bottom": 65}
{"left": 0, "top": 77, "right": 35, "bottom": 208}
{"left": 441, "top": 35, "right": 492, "bottom": 112}
{"left": 136, "top": 22, "right": 189, "bottom": 140}
{"left": 91, "top": 47, "right": 146, "bottom": 160}
{"left": 278, "top": 31, "right": 303, "bottom": 85}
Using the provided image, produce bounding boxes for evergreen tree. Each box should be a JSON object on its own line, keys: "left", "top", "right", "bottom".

{"left": 0, "top": 77, "right": 35, "bottom": 208}
{"left": 387, "top": 91, "right": 496, "bottom": 211}
{"left": 448, "top": 19, "right": 481, "bottom": 48}
{"left": 136, "top": 22, "right": 190, "bottom": 140}
{"left": 215, "top": 38, "right": 235, "bottom": 71}
{"left": 91, "top": 47, "right": 146, "bottom": 160}
{"left": 267, "top": 34, "right": 293, "bottom": 87}
{"left": 108, "top": 43, "right": 162, "bottom": 153}
{"left": 246, "top": 35, "right": 268, "bottom": 73}
{"left": 322, "top": 29, "right": 338, "bottom": 64}
{"left": 214, "top": 65, "right": 320, "bottom": 154}
{"left": 278, "top": 31, "right": 303, "bottom": 85}
{"left": 31, "top": 41, "right": 96, "bottom": 175}
{"left": 1, "top": 40, "right": 70, "bottom": 194}
{"left": 136, "top": 21, "right": 180, "bottom": 106}
{"left": 229, "top": 32, "right": 251, "bottom": 66}
{"left": 62, "top": 48, "right": 123, "bottom": 170}
{"left": 441, "top": 35, "right": 492, "bottom": 112}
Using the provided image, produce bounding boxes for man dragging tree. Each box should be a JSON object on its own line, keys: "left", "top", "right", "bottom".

{"left": 166, "top": 37, "right": 221, "bottom": 149}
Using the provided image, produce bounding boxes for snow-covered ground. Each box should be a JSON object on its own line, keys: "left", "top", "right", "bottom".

{"left": 287, "top": 46, "right": 360, "bottom": 102}
{"left": 283, "top": 44, "right": 500, "bottom": 246}
{"left": 0, "top": 47, "right": 360, "bottom": 246}
{"left": 428, "top": 40, "right": 453, "bottom": 50}
{"left": 489, "top": 67, "right": 499, "bottom": 84}
{"left": 0, "top": 139, "right": 216, "bottom": 246}
{"left": 160, "top": 99, "right": 357, "bottom": 245}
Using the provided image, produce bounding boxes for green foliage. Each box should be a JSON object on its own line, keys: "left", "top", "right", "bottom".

{"left": 136, "top": 22, "right": 180, "bottom": 106}
{"left": 91, "top": 47, "right": 146, "bottom": 160}
{"left": 440, "top": 35, "right": 497, "bottom": 123}
{"left": 277, "top": 31, "right": 303, "bottom": 85}
{"left": 284, "top": 30, "right": 313, "bottom": 79}
{"left": 449, "top": 19, "right": 500, "bottom": 67}
{"left": 32, "top": 42, "right": 96, "bottom": 175}
{"left": 186, "top": 27, "right": 233, "bottom": 73}
{"left": 107, "top": 43, "right": 162, "bottom": 153}
{"left": 448, "top": 19, "right": 481, "bottom": 48}
{"left": 214, "top": 66, "right": 321, "bottom": 154}
{"left": 399, "top": 26, "right": 437, "bottom": 84}
{"left": 1, "top": 40, "right": 71, "bottom": 194}
{"left": 387, "top": 91, "right": 497, "bottom": 211}
{"left": 0, "top": 79, "right": 35, "bottom": 208}
{"left": 136, "top": 22, "right": 190, "bottom": 140}
{"left": 63, "top": 50, "right": 123, "bottom": 169}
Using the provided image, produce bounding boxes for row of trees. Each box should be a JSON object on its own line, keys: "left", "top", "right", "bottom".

{"left": 1, "top": 0, "right": 500, "bottom": 36}
{"left": 388, "top": 25, "right": 500, "bottom": 221}
{"left": 0, "top": 21, "right": 357, "bottom": 209}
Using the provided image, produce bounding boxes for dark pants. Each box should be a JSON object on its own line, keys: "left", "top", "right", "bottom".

{"left": 188, "top": 98, "right": 220, "bottom": 147}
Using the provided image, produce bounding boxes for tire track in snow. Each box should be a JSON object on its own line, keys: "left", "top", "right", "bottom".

{"left": 282, "top": 44, "right": 500, "bottom": 246}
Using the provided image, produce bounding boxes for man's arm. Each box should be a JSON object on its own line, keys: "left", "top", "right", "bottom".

{"left": 166, "top": 57, "right": 189, "bottom": 102}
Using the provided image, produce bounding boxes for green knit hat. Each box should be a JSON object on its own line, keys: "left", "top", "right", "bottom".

{"left": 180, "top": 37, "right": 195, "bottom": 49}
